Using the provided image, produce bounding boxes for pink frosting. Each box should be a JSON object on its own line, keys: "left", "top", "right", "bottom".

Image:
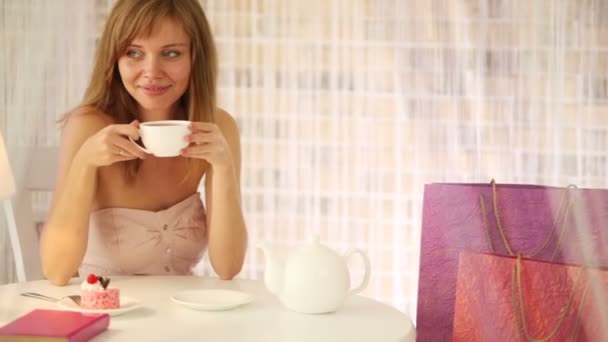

{"left": 81, "top": 288, "right": 120, "bottom": 309}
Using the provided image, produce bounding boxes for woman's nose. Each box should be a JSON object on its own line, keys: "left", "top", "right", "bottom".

{"left": 142, "top": 56, "right": 163, "bottom": 78}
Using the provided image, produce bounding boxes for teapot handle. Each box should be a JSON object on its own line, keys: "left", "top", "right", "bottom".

{"left": 344, "top": 248, "right": 371, "bottom": 295}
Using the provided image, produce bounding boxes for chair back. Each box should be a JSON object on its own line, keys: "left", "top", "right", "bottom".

{"left": 11, "top": 145, "right": 58, "bottom": 281}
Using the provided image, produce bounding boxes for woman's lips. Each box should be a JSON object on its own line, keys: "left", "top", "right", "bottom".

{"left": 140, "top": 85, "right": 171, "bottom": 96}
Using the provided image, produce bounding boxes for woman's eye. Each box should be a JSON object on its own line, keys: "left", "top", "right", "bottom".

{"left": 163, "top": 50, "right": 181, "bottom": 58}
{"left": 126, "top": 50, "right": 141, "bottom": 58}
{"left": 126, "top": 50, "right": 142, "bottom": 59}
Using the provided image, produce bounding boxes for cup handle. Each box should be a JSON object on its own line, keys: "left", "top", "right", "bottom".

{"left": 345, "top": 248, "right": 371, "bottom": 295}
{"left": 128, "top": 134, "right": 151, "bottom": 154}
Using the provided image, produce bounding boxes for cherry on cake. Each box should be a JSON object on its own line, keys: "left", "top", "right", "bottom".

{"left": 81, "top": 274, "right": 120, "bottom": 310}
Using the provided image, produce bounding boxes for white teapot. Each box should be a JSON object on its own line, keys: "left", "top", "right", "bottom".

{"left": 258, "top": 235, "right": 371, "bottom": 314}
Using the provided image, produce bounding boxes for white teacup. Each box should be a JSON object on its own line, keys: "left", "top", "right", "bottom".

{"left": 130, "top": 120, "right": 190, "bottom": 157}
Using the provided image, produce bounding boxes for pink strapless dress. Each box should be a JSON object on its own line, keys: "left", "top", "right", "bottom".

{"left": 79, "top": 192, "right": 208, "bottom": 276}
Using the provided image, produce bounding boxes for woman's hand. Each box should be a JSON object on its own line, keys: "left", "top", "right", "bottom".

{"left": 78, "top": 120, "right": 147, "bottom": 167}
{"left": 181, "top": 122, "right": 234, "bottom": 170}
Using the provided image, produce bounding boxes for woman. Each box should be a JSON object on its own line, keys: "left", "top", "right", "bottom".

{"left": 40, "top": 0, "right": 247, "bottom": 285}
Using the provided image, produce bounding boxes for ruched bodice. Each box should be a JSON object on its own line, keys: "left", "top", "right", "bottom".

{"left": 79, "top": 192, "right": 207, "bottom": 276}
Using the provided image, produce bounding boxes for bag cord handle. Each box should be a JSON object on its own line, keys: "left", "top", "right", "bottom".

{"left": 512, "top": 254, "right": 590, "bottom": 342}
{"left": 480, "top": 179, "right": 577, "bottom": 259}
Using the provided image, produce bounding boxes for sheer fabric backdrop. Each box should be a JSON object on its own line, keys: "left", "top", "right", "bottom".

{"left": 0, "top": 0, "right": 98, "bottom": 283}
{"left": 1, "top": 0, "right": 607, "bottom": 318}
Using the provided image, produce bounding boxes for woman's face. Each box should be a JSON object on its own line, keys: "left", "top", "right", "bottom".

{"left": 118, "top": 18, "right": 192, "bottom": 119}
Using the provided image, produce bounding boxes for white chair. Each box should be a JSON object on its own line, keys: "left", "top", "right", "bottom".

{"left": 0, "top": 132, "right": 24, "bottom": 282}
{"left": 10, "top": 146, "right": 58, "bottom": 281}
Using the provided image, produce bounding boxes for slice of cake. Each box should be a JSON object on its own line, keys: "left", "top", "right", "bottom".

{"left": 81, "top": 274, "right": 120, "bottom": 310}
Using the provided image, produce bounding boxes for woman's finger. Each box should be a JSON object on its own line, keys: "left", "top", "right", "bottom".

{"left": 186, "top": 132, "right": 215, "bottom": 145}
{"left": 104, "top": 147, "right": 138, "bottom": 163}
{"left": 181, "top": 144, "right": 214, "bottom": 157}
{"left": 189, "top": 122, "right": 217, "bottom": 133}
{"left": 113, "top": 140, "right": 148, "bottom": 159}
{"left": 110, "top": 124, "right": 141, "bottom": 140}
{"left": 113, "top": 153, "right": 139, "bottom": 162}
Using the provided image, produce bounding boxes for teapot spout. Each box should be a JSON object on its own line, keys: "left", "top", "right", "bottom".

{"left": 257, "top": 241, "right": 285, "bottom": 296}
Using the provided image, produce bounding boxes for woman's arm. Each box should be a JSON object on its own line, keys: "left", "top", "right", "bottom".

{"left": 40, "top": 110, "right": 144, "bottom": 285}
{"left": 185, "top": 110, "right": 247, "bottom": 279}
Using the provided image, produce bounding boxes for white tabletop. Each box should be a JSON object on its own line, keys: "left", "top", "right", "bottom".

{"left": 0, "top": 276, "right": 415, "bottom": 342}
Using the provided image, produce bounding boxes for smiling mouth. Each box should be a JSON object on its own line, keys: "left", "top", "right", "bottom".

{"left": 139, "top": 85, "right": 171, "bottom": 96}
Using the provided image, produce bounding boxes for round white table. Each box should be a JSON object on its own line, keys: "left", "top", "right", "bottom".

{"left": 0, "top": 276, "right": 415, "bottom": 342}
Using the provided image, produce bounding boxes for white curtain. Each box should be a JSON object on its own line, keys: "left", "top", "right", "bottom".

{"left": 0, "top": 0, "right": 97, "bottom": 283}
{"left": 1, "top": 0, "right": 607, "bottom": 319}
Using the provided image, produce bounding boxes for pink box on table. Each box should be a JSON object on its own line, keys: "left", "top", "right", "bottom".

{"left": 0, "top": 309, "right": 109, "bottom": 342}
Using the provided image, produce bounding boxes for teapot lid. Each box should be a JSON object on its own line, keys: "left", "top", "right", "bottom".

{"left": 296, "top": 233, "right": 339, "bottom": 259}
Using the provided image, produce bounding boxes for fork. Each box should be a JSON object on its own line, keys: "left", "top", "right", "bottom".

{"left": 21, "top": 292, "right": 81, "bottom": 305}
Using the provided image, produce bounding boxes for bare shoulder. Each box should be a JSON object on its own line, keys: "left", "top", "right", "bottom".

{"left": 59, "top": 106, "right": 114, "bottom": 157}
{"left": 214, "top": 108, "right": 241, "bottom": 176}
{"left": 63, "top": 106, "right": 114, "bottom": 134}
{"left": 215, "top": 108, "right": 239, "bottom": 133}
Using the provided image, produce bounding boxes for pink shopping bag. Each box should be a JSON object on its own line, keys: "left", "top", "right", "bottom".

{"left": 416, "top": 180, "right": 608, "bottom": 341}
{"left": 453, "top": 251, "right": 608, "bottom": 341}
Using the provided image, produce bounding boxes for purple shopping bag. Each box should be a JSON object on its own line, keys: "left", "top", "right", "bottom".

{"left": 416, "top": 181, "right": 608, "bottom": 342}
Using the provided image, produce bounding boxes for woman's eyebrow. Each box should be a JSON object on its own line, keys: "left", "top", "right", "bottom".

{"left": 128, "top": 43, "right": 189, "bottom": 48}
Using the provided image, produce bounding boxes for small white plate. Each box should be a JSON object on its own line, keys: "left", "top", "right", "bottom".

{"left": 171, "top": 289, "right": 253, "bottom": 311}
{"left": 57, "top": 296, "right": 142, "bottom": 317}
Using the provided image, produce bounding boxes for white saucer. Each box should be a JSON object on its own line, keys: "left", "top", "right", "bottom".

{"left": 171, "top": 289, "right": 253, "bottom": 311}
{"left": 57, "top": 296, "right": 142, "bottom": 317}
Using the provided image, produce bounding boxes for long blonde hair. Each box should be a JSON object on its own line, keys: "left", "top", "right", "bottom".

{"left": 75, "top": 0, "right": 218, "bottom": 179}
